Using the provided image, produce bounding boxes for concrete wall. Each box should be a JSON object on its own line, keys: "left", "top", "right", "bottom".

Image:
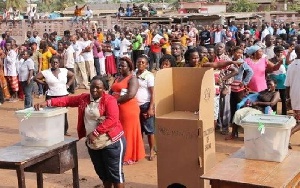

{"left": 201, "top": 4, "right": 227, "bottom": 14}
{"left": 0, "top": 16, "right": 117, "bottom": 44}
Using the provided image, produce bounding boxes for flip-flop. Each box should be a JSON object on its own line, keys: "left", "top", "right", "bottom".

{"left": 149, "top": 155, "right": 156, "bottom": 161}
{"left": 123, "top": 160, "right": 135, "bottom": 165}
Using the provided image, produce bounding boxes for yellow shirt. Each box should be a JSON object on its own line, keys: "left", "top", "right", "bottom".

{"left": 40, "top": 50, "right": 53, "bottom": 71}
{"left": 180, "top": 35, "right": 189, "bottom": 47}
{"left": 176, "top": 58, "right": 185, "bottom": 67}
{"left": 97, "top": 33, "right": 104, "bottom": 43}
{"left": 162, "top": 33, "right": 169, "bottom": 49}
{"left": 197, "top": 57, "right": 209, "bottom": 67}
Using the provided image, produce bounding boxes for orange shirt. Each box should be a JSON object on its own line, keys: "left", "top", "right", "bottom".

{"left": 97, "top": 33, "right": 104, "bottom": 43}
{"left": 74, "top": 7, "right": 84, "bottom": 16}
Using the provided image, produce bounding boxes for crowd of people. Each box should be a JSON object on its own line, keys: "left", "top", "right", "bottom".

{"left": 117, "top": 3, "right": 157, "bottom": 18}
{"left": 0, "top": 20, "right": 300, "bottom": 187}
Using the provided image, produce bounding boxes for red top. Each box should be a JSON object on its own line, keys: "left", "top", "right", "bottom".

{"left": 47, "top": 92, "right": 124, "bottom": 141}
{"left": 150, "top": 38, "right": 165, "bottom": 53}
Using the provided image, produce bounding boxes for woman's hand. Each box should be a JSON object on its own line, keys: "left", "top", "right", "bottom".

{"left": 34, "top": 101, "right": 47, "bottom": 111}
{"left": 87, "top": 133, "right": 97, "bottom": 143}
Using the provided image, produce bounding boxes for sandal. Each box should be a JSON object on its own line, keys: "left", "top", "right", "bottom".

{"left": 149, "top": 152, "right": 157, "bottom": 161}
{"left": 149, "top": 155, "right": 156, "bottom": 161}
{"left": 123, "top": 160, "right": 135, "bottom": 165}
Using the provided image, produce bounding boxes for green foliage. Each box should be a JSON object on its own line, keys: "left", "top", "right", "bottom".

{"left": 6, "top": 0, "right": 26, "bottom": 9}
{"left": 37, "top": 0, "right": 85, "bottom": 12}
{"left": 288, "top": 3, "right": 300, "bottom": 11}
{"left": 227, "top": 0, "right": 259, "bottom": 12}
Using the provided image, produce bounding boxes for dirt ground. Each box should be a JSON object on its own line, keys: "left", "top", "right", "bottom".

{"left": 0, "top": 89, "right": 299, "bottom": 188}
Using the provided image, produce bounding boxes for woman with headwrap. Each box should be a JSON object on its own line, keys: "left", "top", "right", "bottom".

{"left": 245, "top": 45, "right": 283, "bottom": 92}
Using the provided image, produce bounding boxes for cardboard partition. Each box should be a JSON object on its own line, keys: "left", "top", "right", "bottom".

{"left": 155, "top": 67, "right": 216, "bottom": 188}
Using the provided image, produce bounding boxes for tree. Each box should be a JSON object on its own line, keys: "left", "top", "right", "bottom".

{"left": 227, "top": 0, "right": 258, "bottom": 12}
{"left": 6, "top": 0, "right": 26, "bottom": 9}
{"left": 37, "top": 0, "right": 85, "bottom": 12}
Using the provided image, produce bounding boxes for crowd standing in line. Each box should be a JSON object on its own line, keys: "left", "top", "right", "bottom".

{"left": 0, "top": 19, "right": 300, "bottom": 186}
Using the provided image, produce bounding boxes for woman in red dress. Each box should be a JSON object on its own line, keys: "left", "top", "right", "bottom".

{"left": 110, "top": 56, "right": 145, "bottom": 165}
{"left": 104, "top": 34, "right": 117, "bottom": 77}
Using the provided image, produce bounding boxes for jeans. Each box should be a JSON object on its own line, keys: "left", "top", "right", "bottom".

{"left": 94, "top": 57, "right": 100, "bottom": 76}
{"left": 38, "top": 83, "right": 44, "bottom": 95}
{"left": 149, "top": 51, "right": 161, "bottom": 70}
{"left": 20, "top": 80, "right": 34, "bottom": 108}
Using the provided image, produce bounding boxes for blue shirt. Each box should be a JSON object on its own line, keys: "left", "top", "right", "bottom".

{"left": 111, "top": 38, "right": 121, "bottom": 57}
{"left": 229, "top": 25, "right": 238, "bottom": 39}
{"left": 234, "top": 60, "right": 254, "bottom": 86}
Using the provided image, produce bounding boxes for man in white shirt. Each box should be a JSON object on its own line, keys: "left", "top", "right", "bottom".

{"left": 213, "top": 25, "right": 225, "bottom": 44}
{"left": 70, "top": 35, "right": 89, "bottom": 90}
{"left": 64, "top": 41, "right": 76, "bottom": 93}
{"left": 28, "top": 7, "right": 36, "bottom": 27}
{"left": 264, "top": 34, "right": 275, "bottom": 59}
{"left": 261, "top": 24, "right": 270, "bottom": 43}
{"left": 4, "top": 42, "right": 19, "bottom": 101}
{"left": 81, "top": 33, "right": 95, "bottom": 81}
{"left": 18, "top": 50, "right": 35, "bottom": 108}
{"left": 82, "top": 6, "right": 93, "bottom": 25}
{"left": 119, "top": 32, "right": 132, "bottom": 58}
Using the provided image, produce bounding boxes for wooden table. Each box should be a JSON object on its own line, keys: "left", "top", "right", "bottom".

{"left": 0, "top": 138, "right": 79, "bottom": 188}
{"left": 201, "top": 148, "right": 300, "bottom": 188}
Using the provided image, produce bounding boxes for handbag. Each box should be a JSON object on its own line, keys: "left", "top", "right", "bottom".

{"left": 86, "top": 116, "right": 113, "bottom": 150}
{"left": 86, "top": 133, "right": 113, "bottom": 150}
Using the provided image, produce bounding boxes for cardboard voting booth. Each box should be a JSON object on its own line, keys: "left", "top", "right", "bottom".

{"left": 155, "top": 67, "right": 216, "bottom": 188}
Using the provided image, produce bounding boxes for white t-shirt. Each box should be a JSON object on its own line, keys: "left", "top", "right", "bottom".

{"left": 64, "top": 46, "right": 75, "bottom": 68}
{"left": 288, "top": 50, "right": 297, "bottom": 62}
{"left": 285, "top": 59, "right": 300, "bottom": 110}
{"left": 29, "top": 9, "right": 36, "bottom": 17}
{"left": 85, "top": 9, "right": 93, "bottom": 18}
{"left": 81, "top": 40, "right": 94, "bottom": 61}
{"left": 276, "top": 28, "right": 286, "bottom": 35}
{"left": 134, "top": 69, "right": 155, "bottom": 106}
{"left": 72, "top": 41, "right": 84, "bottom": 63}
{"left": 120, "top": 38, "right": 131, "bottom": 57}
{"left": 18, "top": 58, "right": 34, "bottom": 81}
{"left": 42, "top": 68, "right": 69, "bottom": 96}
{"left": 4, "top": 49, "right": 18, "bottom": 76}
{"left": 261, "top": 29, "right": 270, "bottom": 42}
{"left": 264, "top": 46, "right": 275, "bottom": 59}
{"left": 214, "top": 31, "right": 222, "bottom": 43}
